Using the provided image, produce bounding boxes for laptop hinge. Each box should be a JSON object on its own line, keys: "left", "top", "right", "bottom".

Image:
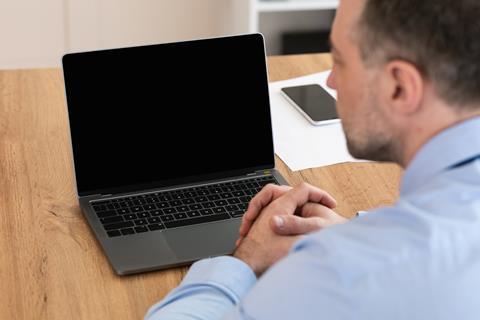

{"left": 248, "top": 169, "right": 272, "bottom": 176}
{"left": 88, "top": 194, "right": 112, "bottom": 199}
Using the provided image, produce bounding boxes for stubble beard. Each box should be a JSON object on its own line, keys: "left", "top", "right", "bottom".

{"left": 342, "top": 95, "right": 400, "bottom": 163}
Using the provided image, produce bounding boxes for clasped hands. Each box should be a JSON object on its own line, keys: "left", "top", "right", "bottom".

{"left": 233, "top": 183, "right": 348, "bottom": 277}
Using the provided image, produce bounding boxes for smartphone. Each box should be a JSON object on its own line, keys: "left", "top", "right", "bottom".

{"left": 280, "top": 84, "right": 339, "bottom": 126}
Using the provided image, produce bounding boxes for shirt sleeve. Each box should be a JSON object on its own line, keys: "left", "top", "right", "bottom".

{"left": 144, "top": 256, "right": 257, "bottom": 320}
{"left": 144, "top": 231, "right": 356, "bottom": 320}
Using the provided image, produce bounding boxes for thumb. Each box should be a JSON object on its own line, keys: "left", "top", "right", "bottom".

{"left": 270, "top": 215, "right": 325, "bottom": 236}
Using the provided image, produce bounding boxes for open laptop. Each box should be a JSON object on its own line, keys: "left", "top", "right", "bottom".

{"left": 62, "top": 33, "right": 289, "bottom": 275}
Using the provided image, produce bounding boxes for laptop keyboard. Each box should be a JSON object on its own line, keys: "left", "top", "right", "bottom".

{"left": 90, "top": 176, "right": 278, "bottom": 237}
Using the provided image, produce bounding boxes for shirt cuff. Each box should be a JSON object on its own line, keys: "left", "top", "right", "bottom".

{"left": 356, "top": 210, "right": 369, "bottom": 217}
{"left": 180, "top": 256, "right": 258, "bottom": 301}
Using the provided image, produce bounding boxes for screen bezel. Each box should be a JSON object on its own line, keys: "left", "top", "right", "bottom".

{"left": 62, "top": 33, "right": 275, "bottom": 197}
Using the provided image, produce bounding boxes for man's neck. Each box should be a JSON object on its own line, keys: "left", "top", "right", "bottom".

{"left": 401, "top": 107, "right": 480, "bottom": 168}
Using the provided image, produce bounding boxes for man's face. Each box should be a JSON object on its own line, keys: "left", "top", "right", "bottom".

{"left": 327, "top": 0, "right": 396, "bottom": 162}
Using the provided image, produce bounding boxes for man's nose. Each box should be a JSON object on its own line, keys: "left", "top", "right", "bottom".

{"left": 326, "top": 69, "right": 336, "bottom": 90}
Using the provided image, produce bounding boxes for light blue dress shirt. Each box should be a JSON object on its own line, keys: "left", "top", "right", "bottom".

{"left": 145, "top": 117, "right": 480, "bottom": 320}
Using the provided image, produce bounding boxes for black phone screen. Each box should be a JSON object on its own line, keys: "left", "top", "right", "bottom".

{"left": 281, "top": 84, "right": 338, "bottom": 122}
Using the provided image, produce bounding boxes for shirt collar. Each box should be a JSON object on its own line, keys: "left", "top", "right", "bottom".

{"left": 400, "top": 116, "right": 480, "bottom": 196}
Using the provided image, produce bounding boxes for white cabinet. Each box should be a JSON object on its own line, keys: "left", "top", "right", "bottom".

{"left": 224, "top": 0, "right": 338, "bottom": 55}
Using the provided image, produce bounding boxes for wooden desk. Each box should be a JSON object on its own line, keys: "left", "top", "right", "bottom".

{"left": 0, "top": 54, "right": 402, "bottom": 320}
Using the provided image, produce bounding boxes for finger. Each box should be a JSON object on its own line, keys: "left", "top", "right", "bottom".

{"left": 299, "top": 202, "right": 336, "bottom": 218}
{"left": 270, "top": 183, "right": 337, "bottom": 217}
{"left": 239, "top": 184, "right": 292, "bottom": 236}
{"left": 269, "top": 215, "right": 325, "bottom": 236}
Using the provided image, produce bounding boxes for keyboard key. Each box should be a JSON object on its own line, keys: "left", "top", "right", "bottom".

{"left": 207, "top": 194, "right": 221, "bottom": 201}
{"left": 239, "top": 196, "right": 251, "bottom": 203}
{"left": 149, "top": 210, "right": 163, "bottom": 216}
{"left": 187, "top": 211, "right": 201, "bottom": 218}
{"left": 182, "top": 198, "right": 194, "bottom": 204}
{"left": 143, "top": 204, "right": 156, "bottom": 211}
{"left": 169, "top": 200, "right": 182, "bottom": 207}
{"left": 164, "top": 213, "right": 230, "bottom": 229}
{"left": 107, "top": 230, "right": 121, "bottom": 237}
{"left": 121, "top": 228, "right": 135, "bottom": 235}
{"left": 200, "top": 208, "right": 213, "bottom": 215}
{"left": 134, "top": 226, "right": 149, "bottom": 233}
{"left": 107, "top": 203, "right": 120, "bottom": 210}
{"left": 177, "top": 206, "right": 189, "bottom": 212}
{"left": 124, "top": 214, "right": 137, "bottom": 220}
{"left": 202, "top": 202, "right": 215, "bottom": 208}
{"left": 225, "top": 204, "right": 239, "bottom": 211}
{"left": 104, "top": 221, "right": 134, "bottom": 230}
{"left": 172, "top": 193, "right": 185, "bottom": 200}
{"left": 163, "top": 208, "right": 176, "bottom": 214}
{"left": 159, "top": 195, "right": 172, "bottom": 201}
{"left": 230, "top": 211, "right": 245, "bottom": 218}
{"left": 232, "top": 191, "right": 245, "bottom": 197}
{"left": 259, "top": 180, "right": 274, "bottom": 186}
{"left": 156, "top": 202, "right": 169, "bottom": 209}
{"left": 238, "top": 203, "right": 248, "bottom": 210}
{"left": 161, "top": 215, "right": 174, "bottom": 222}
{"left": 137, "top": 212, "right": 150, "bottom": 218}
{"left": 96, "top": 210, "right": 117, "bottom": 218}
{"left": 213, "top": 207, "right": 226, "bottom": 214}
{"left": 134, "top": 219, "right": 148, "bottom": 226}
{"left": 194, "top": 196, "right": 208, "bottom": 202}
{"left": 101, "top": 216, "right": 124, "bottom": 225}
{"left": 188, "top": 204, "right": 203, "bottom": 210}
{"left": 148, "top": 224, "right": 165, "bottom": 231}
{"left": 147, "top": 217, "right": 161, "bottom": 224}
{"left": 117, "top": 208, "right": 130, "bottom": 215}
{"left": 133, "top": 199, "right": 146, "bottom": 205}
{"left": 227, "top": 198, "right": 240, "bottom": 204}
{"left": 93, "top": 204, "right": 107, "bottom": 211}
{"left": 214, "top": 200, "right": 228, "bottom": 206}
{"left": 220, "top": 192, "right": 233, "bottom": 199}
{"left": 174, "top": 213, "right": 187, "bottom": 220}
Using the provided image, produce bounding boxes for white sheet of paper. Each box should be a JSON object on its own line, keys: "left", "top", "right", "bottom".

{"left": 270, "top": 70, "right": 362, "bottom": 171}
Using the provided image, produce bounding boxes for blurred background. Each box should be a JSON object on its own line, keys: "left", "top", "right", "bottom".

{"left": 0, "top": 0, "right": 337, "bottom": 69}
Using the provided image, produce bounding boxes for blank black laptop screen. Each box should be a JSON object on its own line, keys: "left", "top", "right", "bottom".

{"left": 62, "top": 34, "right": 274, "bottom": 196}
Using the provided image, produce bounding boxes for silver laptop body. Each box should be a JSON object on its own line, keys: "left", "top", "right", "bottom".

{"left": 62, "top": 33, "right": 288, "bottom": 275}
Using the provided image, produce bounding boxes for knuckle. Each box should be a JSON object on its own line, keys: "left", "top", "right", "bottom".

{"left": 285, "top": 215, "right": 298, "bottom": 229}
{"left": 263, "top": 183, "right": 276, "bottom": 191}
{"left": 298, "top": 182, "right": 311, "bottom": 190}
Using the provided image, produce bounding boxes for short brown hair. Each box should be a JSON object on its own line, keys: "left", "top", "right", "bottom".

{"left": 357, "top": 0, "right": 480, "bottom": 109}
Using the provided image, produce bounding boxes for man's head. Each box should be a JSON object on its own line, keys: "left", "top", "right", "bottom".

{"left": 327, "top": 0, "right": 480, "bottom": 166}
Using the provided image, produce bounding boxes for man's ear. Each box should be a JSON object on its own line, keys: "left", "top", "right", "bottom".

{"left": 381, "top": 60, "right": 424, "bottom": 116}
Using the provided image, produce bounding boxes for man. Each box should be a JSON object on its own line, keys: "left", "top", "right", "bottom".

{"left": 146, "top": 0, "right": 480, "bottom": 318}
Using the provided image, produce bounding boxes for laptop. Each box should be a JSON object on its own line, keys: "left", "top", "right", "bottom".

{"left": 62, "top": 33, "right": 289, "bottom": 275}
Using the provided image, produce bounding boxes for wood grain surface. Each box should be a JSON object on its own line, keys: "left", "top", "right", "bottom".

{"left": 0, "top": 54, "right": 402, "bottom": 320}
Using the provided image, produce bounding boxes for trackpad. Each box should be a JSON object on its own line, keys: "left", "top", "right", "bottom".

{"left": 164, "top": 219, "right": 241, "bottom": 261}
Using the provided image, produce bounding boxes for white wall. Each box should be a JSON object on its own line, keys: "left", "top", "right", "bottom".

{"left": 0, "top": 0, "right": 225, "bottom": 69}
{"left": 0, "top": 0, "right": 67, "bottom": 68}
{"left": 67, "top": 0, "right": 225, "bottom": 52}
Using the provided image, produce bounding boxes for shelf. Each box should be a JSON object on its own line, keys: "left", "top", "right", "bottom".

{"left": 256, "top": 0, "right": 339, "bottom": 12}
